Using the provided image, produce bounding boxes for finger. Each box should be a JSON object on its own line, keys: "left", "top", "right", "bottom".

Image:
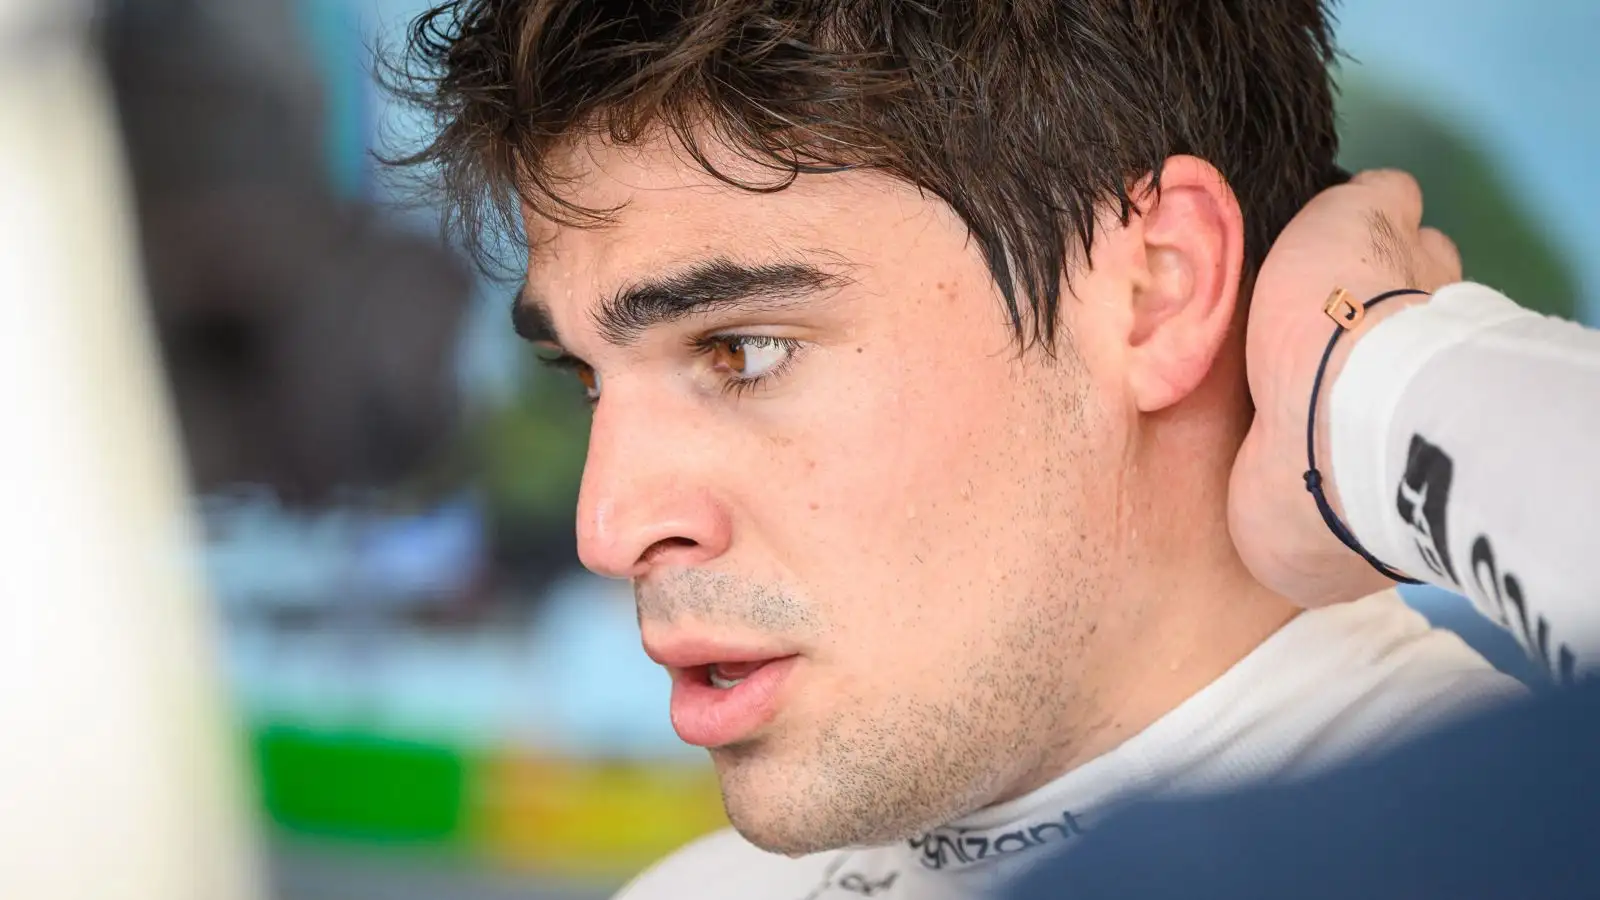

{"left": 1350, "top": 168, "right": 1424, "bottom": 230}
{"left": 1420, "top": 226, "right": 1463, "bottom": 284}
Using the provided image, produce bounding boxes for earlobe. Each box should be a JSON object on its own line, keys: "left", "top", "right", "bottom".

{"left": 1125, "top": 156, "right": 1245, "bottom": 412}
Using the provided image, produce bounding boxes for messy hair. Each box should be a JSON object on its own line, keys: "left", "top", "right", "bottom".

{"left": 386, "top": 0, "right": 1343, "bottom": 350}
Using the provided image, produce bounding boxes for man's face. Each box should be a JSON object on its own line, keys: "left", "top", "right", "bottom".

{"left": 521, "top": 138, "right": 1144, "bottom": 854}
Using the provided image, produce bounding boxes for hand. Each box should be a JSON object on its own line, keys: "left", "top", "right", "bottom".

{"left": 1230, "top": 170, "right": 1463, "bottom": 608}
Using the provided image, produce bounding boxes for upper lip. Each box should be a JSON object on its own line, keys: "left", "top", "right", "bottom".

{"left": 642, "top": 634, "right": 795, "bottom": 669}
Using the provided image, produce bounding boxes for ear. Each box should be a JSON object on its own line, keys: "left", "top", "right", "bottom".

{"left": 1124, "top": 155, "right": 1245, "bottom": 412}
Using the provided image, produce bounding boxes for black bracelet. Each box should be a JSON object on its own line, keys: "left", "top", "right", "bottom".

{"left": 1303, "top": 288, "right": 1430, "bottom": 585}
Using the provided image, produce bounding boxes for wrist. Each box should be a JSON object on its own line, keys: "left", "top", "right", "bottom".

{"left": 1312, "top": 289, "right": 1432, "bottom": 523}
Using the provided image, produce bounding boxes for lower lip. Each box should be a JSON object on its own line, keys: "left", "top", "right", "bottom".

{"left": 669, "top": 656, "right": 799, "bottom": 748}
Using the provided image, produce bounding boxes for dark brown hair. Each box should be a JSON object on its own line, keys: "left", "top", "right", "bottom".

{"left": 387, "top": 0, "right": 1343, "bottom": 350}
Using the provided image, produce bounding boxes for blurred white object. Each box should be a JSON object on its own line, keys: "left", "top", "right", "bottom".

{"left": 0, "top": 6, "right": 261, "bottom": 900}
{"left": 0, "top": 0, "right": 85, "bottom": 42}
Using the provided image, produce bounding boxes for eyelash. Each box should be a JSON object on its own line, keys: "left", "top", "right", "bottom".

{"left": 536, "top": 334, "right": 804, "bottom": 404}
{"left": 690, "top": 334, "right": 804, "bottom": 398}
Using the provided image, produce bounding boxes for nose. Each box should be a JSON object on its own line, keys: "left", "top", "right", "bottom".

{"left": 575, "top": 393, "right": 733, "bottom": 580}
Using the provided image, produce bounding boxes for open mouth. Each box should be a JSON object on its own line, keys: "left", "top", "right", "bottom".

{"left": 705, "top": 659, "right": 770, "bottom": 690}
{"left": 666, "top": 655, "right": 800, "bottom": 747}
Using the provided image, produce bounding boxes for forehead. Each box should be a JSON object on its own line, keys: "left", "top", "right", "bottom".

{"left": 523, "top": 135, "right": 953, "bottom": 292}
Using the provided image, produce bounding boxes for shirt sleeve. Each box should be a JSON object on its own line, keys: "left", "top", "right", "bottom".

{"left": 1329, "top": 282, "right": 1600, "bottom": 684}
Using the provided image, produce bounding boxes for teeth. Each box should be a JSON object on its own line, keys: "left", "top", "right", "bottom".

{"left": 708, "top": 667, "right": 746, "bottom": 690}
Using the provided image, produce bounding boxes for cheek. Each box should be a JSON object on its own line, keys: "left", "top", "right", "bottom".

{"left": 758, "top": 345, "right": 1078, "bottom": 641}
{"left": 788, "top": 344, "right": 1013, "bottom": 527}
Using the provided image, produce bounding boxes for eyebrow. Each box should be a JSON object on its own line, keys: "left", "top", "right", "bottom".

{"left": 512, "top": 257, "right": 848, "bottom": 349}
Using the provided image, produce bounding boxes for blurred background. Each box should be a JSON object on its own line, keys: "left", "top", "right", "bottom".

{"left": 6, "top": 0, "right": 1596, "bottom": 898}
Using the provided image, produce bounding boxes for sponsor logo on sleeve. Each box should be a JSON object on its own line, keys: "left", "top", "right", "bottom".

{"left": 1397, "top": 433, "right": 1577, "bottom": 685}
{"left": 1471, "top": 535, "right": 1576, "bottom": 686}
{"left": 1396, "top": 434, "right": 1460, "bottom": 586}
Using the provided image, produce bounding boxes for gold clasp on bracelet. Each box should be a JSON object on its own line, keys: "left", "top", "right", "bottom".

{"left": 1323, "top": 287, "right": 1363, "bottom": 329}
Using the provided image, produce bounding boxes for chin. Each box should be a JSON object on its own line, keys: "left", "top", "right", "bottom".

{"left": 709, "top": 719, "right": 986, "bottom": 855}
{"left": 722, "top": 794, "right": 841, "bottom": 858}
{"left": 712, "top": 748, "right": 852, "bottom": 856}
{"left": 715, "top": 762, "right": 947, "bottom": 856}
{"left": 726, "top": 818, "right": 812, "bottom": 857}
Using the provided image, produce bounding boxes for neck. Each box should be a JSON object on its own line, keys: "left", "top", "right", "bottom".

{"left": 1006, "top": 356, "right": 1299, "bottom": 799}
{"left": 1060, "top": 485, "right": 1298, "bottom": 771}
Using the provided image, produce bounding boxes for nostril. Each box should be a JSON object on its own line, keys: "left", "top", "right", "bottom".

{"left": 641, "top": 536, "right": 699, "bottom": 566}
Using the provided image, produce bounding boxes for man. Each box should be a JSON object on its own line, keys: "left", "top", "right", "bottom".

{"left": 390, "top": 2, "right": 1522, "bottom": 897}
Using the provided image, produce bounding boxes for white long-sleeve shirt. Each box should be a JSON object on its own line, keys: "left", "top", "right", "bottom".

{"left": 1331, "top": 282, "right": 1600, "bottom": 684}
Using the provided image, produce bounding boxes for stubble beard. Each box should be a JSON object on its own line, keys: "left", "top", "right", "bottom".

{"left": 711, "top": 623, "right": 1074, "bottom": 857}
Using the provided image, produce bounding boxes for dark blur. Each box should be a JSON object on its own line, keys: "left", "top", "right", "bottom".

{"left": 89, "top": 0, "right": 1599, "bottom": 897}
{"left": 107, "top": 0, "right": 474, "bottom": 503}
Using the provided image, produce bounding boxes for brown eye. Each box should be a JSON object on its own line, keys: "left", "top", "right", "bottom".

{"left": 707, "top": 336, "right": 793, "bottom": 381}
{"left": 533, "top": 345, "right": 602, "bottom": 402}
{"left": 575, "top": 365, "right": 600, "bottom": 400}
{"left": 711, "top": 338, "right": 749, "bottom": 375}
